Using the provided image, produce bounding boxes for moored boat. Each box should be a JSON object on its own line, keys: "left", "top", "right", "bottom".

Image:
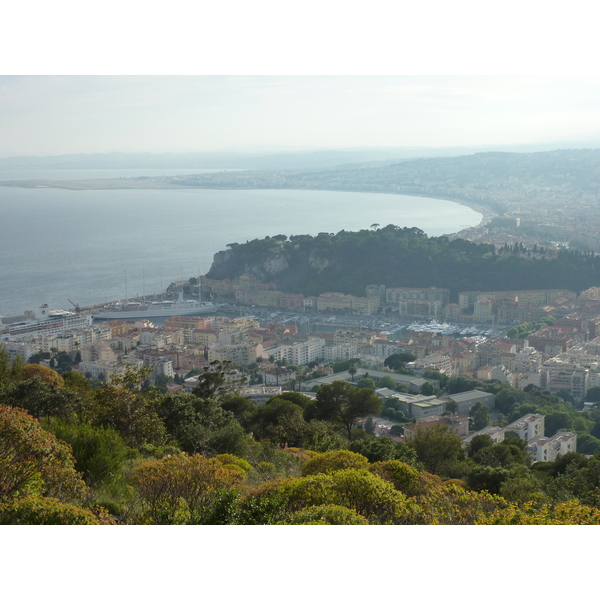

{"left": 91, "top": 291, "right": 220, "bottom": 319}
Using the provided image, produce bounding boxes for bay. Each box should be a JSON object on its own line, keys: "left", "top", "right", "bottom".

{"left": 0, "top": 168, "right": 240, "bottom": 181}
{"left": 0, "top": 183, "right": 482, "bottom": 316}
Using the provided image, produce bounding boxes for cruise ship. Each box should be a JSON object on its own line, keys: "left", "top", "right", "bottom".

{"left": 91, "top": 290, "right": 220, "bottom": 320}
{"left": 1, "top": 306, "right": 93, "bottom": 341}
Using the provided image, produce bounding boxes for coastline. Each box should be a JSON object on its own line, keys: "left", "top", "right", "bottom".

{"left": 0, "top": 182, "right": 493, "bottom": 317}
{"left": 0, "top": 176, "right": 497, "bottom": 229}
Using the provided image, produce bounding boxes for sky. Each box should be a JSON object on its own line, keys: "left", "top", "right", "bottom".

{"left": 2, "top": 0, "right": 600, "bottom": 159}
{"left": 2, "top": 75, "right": 600, "bottom": 157}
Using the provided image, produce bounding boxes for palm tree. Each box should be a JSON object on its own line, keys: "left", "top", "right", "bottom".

{"left": 349, "top": 366, "right": 357, "bottom": 382}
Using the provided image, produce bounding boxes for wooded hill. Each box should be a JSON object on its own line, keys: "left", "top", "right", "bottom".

{"left": 206, "top": 225, "right": 600, "bottom": 300}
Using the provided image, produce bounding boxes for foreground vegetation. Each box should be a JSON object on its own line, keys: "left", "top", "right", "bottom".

{"left": 3, "top": 348, "right": 600, "bottom": 524}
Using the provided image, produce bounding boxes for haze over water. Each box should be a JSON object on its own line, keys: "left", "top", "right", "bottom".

{"left": 0, "top": 176, "right": 482, "bottom": 316}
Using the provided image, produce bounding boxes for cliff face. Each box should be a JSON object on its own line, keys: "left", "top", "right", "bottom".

{"left": 206, "top": 236, "right": 338, "bottom": 291}
{"left": 209, "top": 244, "right": 294, "bottom": 281}
{"left": 308, "top": 247, "right": 334, "bottom": 272}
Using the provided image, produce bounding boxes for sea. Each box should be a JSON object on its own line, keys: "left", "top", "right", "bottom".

{"left": 0, "top": 168, "right": 482, "bottom": 317}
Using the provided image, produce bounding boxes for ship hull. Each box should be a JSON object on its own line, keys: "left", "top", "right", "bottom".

{"left": 91, "top": 303, "right": 220, "bottom": 319}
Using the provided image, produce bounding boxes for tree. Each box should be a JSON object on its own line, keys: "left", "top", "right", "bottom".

{"left": 476, "top": 499, "right": 600, "bottom": 525}
{"left": 368, "top": 460, "right": 423, "bottom": 497}
{"left": 44, "top": 420, "right": 129, "bottom": 487}
{"left": 470, "top": 445, "right": 516, "bottom": 469}
{"left": 357, "top": 377, "right": 375, "bottom": 389}
{"left": 220, "top": 393, "right": 259, "bottom": 430}
{"left": 406, "top": 425, "right": 464, "bottom": 476}
{"left": 301, "top": 450, "right": 369, "bottom": 477}
{"left": 348, "top": 366, "right": 357, "bottom": 382}
{"left": 0, "top": 377, "right": 84, "bottom": 423}
{"left": 586, "top": 387, "right": 600, "bottom": 405}
{"left": 410, "top": 484, "right": 508, "bottom": 525}
{"left": 378, "top": 375, "right": 396, "bottom": 390}
{"left": 544, "top": 411, "right": 573, "bottom": 437}
{"left": 21, "top": 363, "right": 64, "bottom": 387}
{"left": 27, "top": 351, "right": 51, "bottom": 365}
{"left": 0, "top": 496, "right": 112, "bottom": 525}
{"left": 159, "top": 393, "right": 249, "bottom": 456}
{"left": 384, "top": 353, "right": 415, "bottom": 371}
{"left": 239, "top": 468, "right": 413, "bottom": 525}
{"left": 192, "top": 360, "right": 241, "bottom": 399}
{"left": 446, "top": 399, "right": 459, "bottom": 414}
{"left": 577, "top": 434, "right": 600, "bottom": 455}
{"left": 312, "top": 381, "right": 382, "bottom": 442}
{"left": 129, "top": 454, "right": 244, "bottom": 524}
{"left": 62, "top": 371, "right": 92, "bottom": 394}
{"left": 0, "top": 405, "right": 87, "bottom": 503}
{"left": 282, "top": 504, "right": 368, "bottom": 525}
{"left": 421, "top": 381, "right": 436, "bottom": 396}
{"left": 87, "top": 383, "right": 166, "bottom": 448}
{"left": 350, "top": 436, "right": 421, "bottom": 467}
{"left": 466, "top": 433, "right": 495, "bottom": 457}
{"left": 469, "top": 401, "right": 490, "bottom": 431}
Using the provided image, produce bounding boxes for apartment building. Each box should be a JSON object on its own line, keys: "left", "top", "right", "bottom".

{"left": 386, "top": 287, "right": 449, "bottom": 305}
{"left": 399, "top": 298, "right": 443, "bottom": 319}
{"left": 580, "top": 287, "right": 600, "bottom": 301}
{"left": 504, "top": 413, "right": 545, "bottom": 441}
{"left": 266, "top": 338, "right": 325, "bottom": 366}
{"left": 350, "top": 295, "right": 380, "bottom": 314}
{"left": 458, "top": 289, "right": 574, "bottom": 312}
{"left": 474, "top": 298, "right": 494, "bottom": 322}
{"left": 316, "top": 293, "right": 352, "bottom": 312}
{"left": 322, "top": 342, "right": 359, "bottom": 363}
{"left": 463, "top": 426, "right": 506, "bottom": 445}
{"left": 163, "top": 315, "right": 215, "bottom": 330}
{"left": 236, "top": 288, "right": 282, "bottom": 307}
{"left": 208, "top": 342, "right": 264, "bottom": 366}
{"left": 533, "top": 431, "right": 577, "bottom": 462}
{"left": 413, "top": 352, "right": 456, "bottom": 376}
{"left": 541, "top": 357, "right": 589, "bottom": 399}
{"left": 1, "top": 341, "right": 38, "bottom": 362}
{"left": 513, "top": 346, "right": 543, "bottom": 373}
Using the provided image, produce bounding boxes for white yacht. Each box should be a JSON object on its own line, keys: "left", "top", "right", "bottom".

{"left": 91, "top": 290, "right": 219, "bottom": 320}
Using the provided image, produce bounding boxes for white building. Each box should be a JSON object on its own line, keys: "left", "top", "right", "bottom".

{"left": 532, "top": 431, "right": 577, "bottom": 462}
{"left": 504, "top": 413, "right": 545, "bottom": 441}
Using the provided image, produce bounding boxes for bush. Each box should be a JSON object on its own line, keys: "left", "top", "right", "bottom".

{"left": 301, "top": 450, "right": 369, "bottom": 477}
{"left": 0, "top": 496, "right": 110, "bottom": 525}
{"left": 282, "top": 504, "right": 368, "bottom": 525}
{"left": 368, "top": 460, "right": 423, "bottom": 497}
{"left": 129, "top": 453, "right": 244, "bottom": 525}
{"left": 21, "top": 364, "right": 64, "bottom": 387}
{"left": 0, "top": 405, "right": 87, "bottom": 503}
{"left": 45, "top": 420, "right": 128, "bottom": 487}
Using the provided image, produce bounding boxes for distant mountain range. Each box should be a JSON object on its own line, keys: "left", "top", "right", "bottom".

{"left": 2, "top": 138, "right": 600, "bottom": 171}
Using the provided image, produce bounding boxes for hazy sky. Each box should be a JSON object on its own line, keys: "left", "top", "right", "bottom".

{"left": 1, "top": 76, "right": 600, "bottom": 157}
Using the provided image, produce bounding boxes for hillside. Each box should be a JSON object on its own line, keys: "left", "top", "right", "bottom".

{"left": 206, "top": 225, "right": 600, "bottom": 299}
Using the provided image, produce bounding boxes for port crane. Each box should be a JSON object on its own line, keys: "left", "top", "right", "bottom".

{"left": 67, "top": 299, "right": 81, "bottom": 314}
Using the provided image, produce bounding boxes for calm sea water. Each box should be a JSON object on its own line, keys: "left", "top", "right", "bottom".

{"left": 0, "top": 168, "right": 239, "bottom": 181}
{"left": 0, "top": 172, "right": 481, "bottom": 316}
